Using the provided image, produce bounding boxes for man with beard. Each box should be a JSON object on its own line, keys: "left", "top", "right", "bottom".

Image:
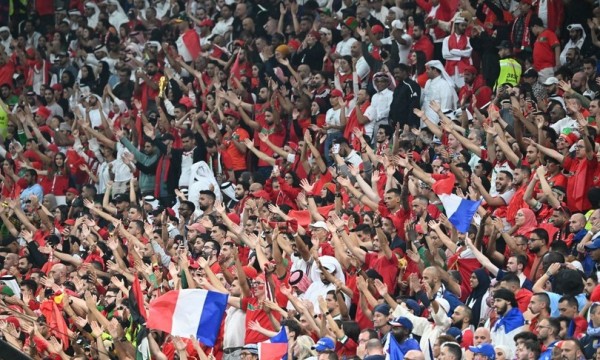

{"left": 421, "top": 267, "right": 462, "bottom": 315}
{"left": 332, "top": 137, "right": 363, "bottom": 168}
{"left": 411, "top": 23, "right": 434, "bottom": 61}
{"left": 387, "top": 317, "right": 419, "bottom": 353}
{"left": 442, "top": 17, "right": 472, "bottom": 88}
{"left": 524, "top": 292, "right": 551, "bottom": 332}
{"left": 505, "top": 166, "right": 531, "bottom": 225}
{"left": 117, "top": 128, "right": 159, "bottom": 195}
{"left": 16, "top": 256, "right": 32, "bottom": 278}
{"left": 370, "top": 72, "right": 394, "bottom": 138}
{"left": 343, "top": 227, "right": 398, "bottom": 293}
{"left": 198, "top": 190, "right": 216, "bottom": 217}
{"left": 235, "top": 99, "right": 285, "bottom": 178}
{"left": 489, "top": 288, "right": 525, "bottom": 354}
{"left": 536, "top": 317, "right": 560, "bottom": 360}
{"left": 177, "top": 130, "right": 207, "bottom": 189}
{"left": 201, "top": 239, "right": 221, "bottom": 274}
{"left": 389, "top": 64, "right": 421, "bottom": 129}
{"left": 560, "top": 339, "right": 587, "bottom": 360}
{"left": 134, "top": 59, "right": 161, "bottom": 112}
{"left": 451, "top": 305, "right": 474, "bottom": 347}
{"left": 560, "top": 24, "right": 590, "bottom": 66}
{"left": 472, "top": 170, "right": 515, "bottom": 219}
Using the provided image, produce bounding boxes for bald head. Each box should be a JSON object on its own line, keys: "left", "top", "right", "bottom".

{"left": 473, "top": 327, "right": 491, "bottom": 345}
{"left": 572, "top": 71, "right": 588, "bottom": 91}
{"left": 50, "top": 263, "right": 67, "bottom": 283}
{"left": 569, "top": 213, "right": 587, "bottom": 233}
{"left": 404, "top": 350, "right": 425, "bottom": 360}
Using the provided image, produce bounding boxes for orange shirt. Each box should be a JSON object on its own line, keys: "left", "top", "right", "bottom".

{"left": 224, "top": 127, "right": 250, "bottom": 171}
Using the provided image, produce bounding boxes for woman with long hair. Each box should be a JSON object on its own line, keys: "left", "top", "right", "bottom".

{"left": 0, "top": 158, "right": 20, "bottom": 199}
{"left": 94, "top": 61, "right": 111, "bottom": 95}
{"left": 78, "top": 64, "right": 96, "bottom": 88}
{"left": 410, "top": 50, "right": 428, "bottom": 88}
{"left": 37, "top": 151, "right": 73, "bottom": 196}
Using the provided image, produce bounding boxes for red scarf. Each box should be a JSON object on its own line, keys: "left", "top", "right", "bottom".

{"left": 445, "top": 34, "right": 470, "bottom": 75}
{"left": 154, "top": 153, "right": 171, "bottom": 197}
{"left": 512, "top": 12, "right": 532, "bottom": 52}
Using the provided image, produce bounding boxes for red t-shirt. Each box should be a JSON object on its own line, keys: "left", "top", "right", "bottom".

{"left": 563, "top": 155, "right": 598, "bottom": 212}
{"left": 241, "top": 296, "right": 281, "bottom": 344}
{"left": 533, "top": 29, "right": 560, "bottom": 71}
{"left": 364, "top": 252, "right": 399, "bottom": 294}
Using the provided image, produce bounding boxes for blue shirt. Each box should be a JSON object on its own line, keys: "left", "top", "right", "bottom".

{"left": 19, "top": 184, "right": 43, "bottom": 209}
{"left": 539, "top": 340, "right": 558, "bottom": 360}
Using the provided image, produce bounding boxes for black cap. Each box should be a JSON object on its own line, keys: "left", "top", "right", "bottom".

{"left": 112, "top": 194, "right": 130, "bottom": 203}
{"left": 496, "top": 40, "right": 512, "bottom": 50}
{"left": 522, "top": 68, "right": 538, "bottom": 78}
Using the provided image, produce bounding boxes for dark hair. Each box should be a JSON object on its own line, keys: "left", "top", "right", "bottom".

{"left": 583, "top": 57, "right": 597, "bottom": 67}
{"left": 531, "top": 228, "right": 549, "bottom": 245}
{"left": 522, "top": 339, "right": 541, "bottom": 357}
{"left": 501, "top": 273, "right": 520, "bottom": 287}
{"left": 180, "top": 200, "right": 195, "bottom": 213}
{"left": 513, "top": 331, "right": 538, "bottom": 343}
{"left": 532, "top": 292, "right": 551, "bottom": 313}
{"left": 199, "top": 190, "right": 216, "bottom": 201}
{"left": 499, "top": 170, "right": 513, "bottom": 181}
{"left": 204, "top": 239, "right": 221, "bottom": 257}
{"left": 442, "top": 342, "right": 462, "bottom": 359}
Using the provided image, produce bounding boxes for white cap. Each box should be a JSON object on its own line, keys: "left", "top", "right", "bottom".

{"left": 310, "top": 221, "right": 329, "bottom": 231}
{"left": 391, "top": 19, "right": 404, "bottom": 30}
{"left": 567, "top": 24, "right": 584, "bottom": 31}
{"left": 543, "top": 77, "right": 559, "bottom": 85}
{"left": 454, "top": 16, "right": 467, "bottom": 24}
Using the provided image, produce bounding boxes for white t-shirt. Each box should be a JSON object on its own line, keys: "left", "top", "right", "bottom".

{"left": 335, "top": 37, "right": 358, "bottom": 57}
{"left": 325, "top": 108, "right": 342, "bottom": 134}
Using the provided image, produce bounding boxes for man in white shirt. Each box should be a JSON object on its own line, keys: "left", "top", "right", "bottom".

{"left": 371, "top": 72, "right": 394, "bottom": 137}
{"left": 335, "top": 18, "right": 359, "bottom": 57}
{"left": 421, "top": 60, "right": 458, "bottom": 126}
{"left": 379, "top": 20, "right": 413, "bottom": 64}
{"left": 560, "top": 24, "right": 586, "bottom": 65}
{"left": 442, "top": 17, "right": 472, "bottom": 88}
{"left": 351, "top": 41, "right": 371, "bottom": 88}
{"left": 211, "top": 5, "right": 235, "bottom": 37}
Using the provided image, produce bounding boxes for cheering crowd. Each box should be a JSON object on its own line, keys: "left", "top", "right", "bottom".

{"left": 0, "top": 0, "right": 600, "bottom": 360}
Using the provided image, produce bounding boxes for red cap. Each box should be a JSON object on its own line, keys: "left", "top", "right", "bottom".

{"left": 242, "top": 265, "right": 258, "bottom": 279}
{"left": 309, "top": 30, "right": 321, "bottom": 41}
{"left": 64, "top": 219, "right": 76, "bottom": 226}
{"left": 5, "top": 316, "right": 19, "bottom": 329}
{"left": 66, "top": 187, "right": 79, "bottom": 195}
{"left": 46, "top": 144, "right": 59, "bottom": 153}
{"left": 186, "top": 223, "right": 207, "bottom": 234}
{"left": 223, "top": 108, "right": 240, "bottom": 119}
{"left": 463, "top": 65, "right": 478, "bottom": 75}
{"left": 252, "top": 190, "right": 271, "bottom": 201}
{"left": 51, "top": 84, "right": 63, "bottom": 92}
{"left": 199, "top": 19, "right": 214, "bottom": 27}
{"left": 36, "top": 106, "right": 51, "bottom": 119}
{"left": 166, "top": 207, "right": 176, "bottom": 218}
{"left": 179, "top": 96, "right": 194, "bottom": 110}
{"left": 227, "top": 212, "right": 240, "bottom": 225}
{"left": 288, "top": 142, "right": 299, "bottom": 152}
{"left": 288, "top": 39, "right": 301, "bottom": 50}
{"left": 371, "top": 25, "right": 384, "bottom": 34}
{"left": 330, "top": 89, "right": 344, "bottom": 98}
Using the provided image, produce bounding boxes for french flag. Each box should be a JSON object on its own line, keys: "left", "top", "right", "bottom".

{"left": 432, "top": 173, "right": 481, "bottom": 233}
{"left": 146, "top": 289, "right": 228, "bottom": 346}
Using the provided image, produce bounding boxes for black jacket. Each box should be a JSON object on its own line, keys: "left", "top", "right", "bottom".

{"left": 389, "top": 78, "right": 421, "bottom": 128}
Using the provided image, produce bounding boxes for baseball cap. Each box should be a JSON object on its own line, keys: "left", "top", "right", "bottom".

{"left": 522, "top": 68, "right": 538, "bottom": 78}
{"left": 543, "top": 77, "right": 559, "bottom": 85}
{"left": 388, "top": 316, "right": 413, "bottom": 331}
{"left": 312, "top": 337, "right": 335, "bottom": 352}
{"left": 309, "top": 221, "right": 329, "bottom": 231}
{"left": 496, "top": 40, "right": 512, "bottom": 49}
{"left": 186, "top": 223, "right": 206, "bottom": 234}
{"left": 241, "top": 344, "right": 259, "bottom": 355}
{"left": 468, "top": 344, "right": 496, "bottom": 360}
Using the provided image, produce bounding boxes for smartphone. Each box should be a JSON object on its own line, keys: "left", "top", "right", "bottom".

{"left": 332, "top": 144, "right": 340, "bottom": 154}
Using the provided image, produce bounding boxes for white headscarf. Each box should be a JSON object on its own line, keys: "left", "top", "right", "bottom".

{"left": 85, "top": 1, "right": 100, "bottom": 29}
{"left": 106, "top": 0, "right": 129, "bottom": 31}
{"left": 426, "top": 60, "right": 459, "bottom": 102}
